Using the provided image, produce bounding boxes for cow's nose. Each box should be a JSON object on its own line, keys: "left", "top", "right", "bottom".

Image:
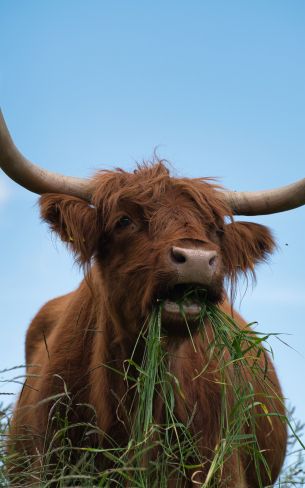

{"left": 170, "top": 246, "right": 218, "bottom": 285}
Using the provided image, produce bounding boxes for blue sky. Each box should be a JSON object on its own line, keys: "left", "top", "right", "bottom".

{"left": 0, "top": 0, "right": 304, "bottom": 431}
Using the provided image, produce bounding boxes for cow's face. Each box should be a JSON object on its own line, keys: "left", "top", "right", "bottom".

{"left": 40, "top": 163, "right": 275, "bottom": 335}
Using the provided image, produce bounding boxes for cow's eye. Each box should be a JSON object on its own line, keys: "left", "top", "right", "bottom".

{"left": 116, "top": 216, "right": 132, "bottom": 229}
{"left": 208, "top": 225, "right": 224, "bottom": 241}
{"left": 216, "top": 227, "right": 224, "bottom": 237}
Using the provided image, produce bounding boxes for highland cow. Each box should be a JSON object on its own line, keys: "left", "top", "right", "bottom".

{"left": 1, "top": 110, "right": 304, "bottom": 486}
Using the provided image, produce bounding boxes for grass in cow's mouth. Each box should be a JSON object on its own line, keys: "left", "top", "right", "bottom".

{"left": 1, "top": 298, "right": 305, "bottom": 486}
{"left": 159, "top": 283, "right": 209, "bottom": 303}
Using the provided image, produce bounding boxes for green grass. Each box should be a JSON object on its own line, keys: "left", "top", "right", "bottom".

{"left": 1, "top": 296, "right": 304, "bottom": 486}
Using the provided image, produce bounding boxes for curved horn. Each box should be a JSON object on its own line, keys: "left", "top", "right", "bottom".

{"left": 0, "top": 109, "right": 91, "bottom": 200}
{"left": 222, "top": 179, "right": 305, "bottom": 215}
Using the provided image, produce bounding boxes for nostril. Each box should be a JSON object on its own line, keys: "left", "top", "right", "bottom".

{"left": 171, "top": 248, "right": 187, "bottom": 264}
{"left": 209, "top": 255, "right": 217, "bottom": 267}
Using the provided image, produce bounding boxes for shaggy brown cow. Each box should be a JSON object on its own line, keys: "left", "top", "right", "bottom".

{"left": 1, "top": 111, "right": 305, "bottom": 486}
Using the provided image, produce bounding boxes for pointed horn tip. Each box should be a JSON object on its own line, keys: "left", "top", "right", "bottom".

{"left": 0, "top": 109, "right": 91, "bottom": 199}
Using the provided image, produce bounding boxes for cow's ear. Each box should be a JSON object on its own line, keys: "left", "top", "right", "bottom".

{"left": 39, "top": 194, "right": 98, "bottom": 264}
{"left": 223, "top": 221, "right": 275, "bottom": 276}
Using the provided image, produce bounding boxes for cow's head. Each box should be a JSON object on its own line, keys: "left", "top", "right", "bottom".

{"left": 1, "top": 110, "right": 304, "bottom": 334}
{"left": 39, "top": 163, "right": 275, "bottom": 333}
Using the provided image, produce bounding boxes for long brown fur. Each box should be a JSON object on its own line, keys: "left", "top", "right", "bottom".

{"left": 9, "top": 162, "right": 287, "bottom": 487}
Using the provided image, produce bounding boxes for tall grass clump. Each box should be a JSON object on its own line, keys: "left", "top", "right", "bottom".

{"left": 1, "top": 293, "right": 304, "bottom": 486}
{"left": 119, "top": 307, "right": 203, "bottom": 486}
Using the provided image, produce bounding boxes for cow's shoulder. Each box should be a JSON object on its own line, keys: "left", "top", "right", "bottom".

{"left": 25, "top": 292, "right": 74, "bottom": 365}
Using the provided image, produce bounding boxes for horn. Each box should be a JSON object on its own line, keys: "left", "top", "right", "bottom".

{"left": 222, "top": 179, "right": 305, "bottom": 215}
{"left": 0, "top": 109, "right": 91, "bottom": 200}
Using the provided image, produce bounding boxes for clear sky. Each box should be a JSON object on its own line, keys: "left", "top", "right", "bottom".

{"left": 0, "top": 0, "right": 304, "bottom": 433}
